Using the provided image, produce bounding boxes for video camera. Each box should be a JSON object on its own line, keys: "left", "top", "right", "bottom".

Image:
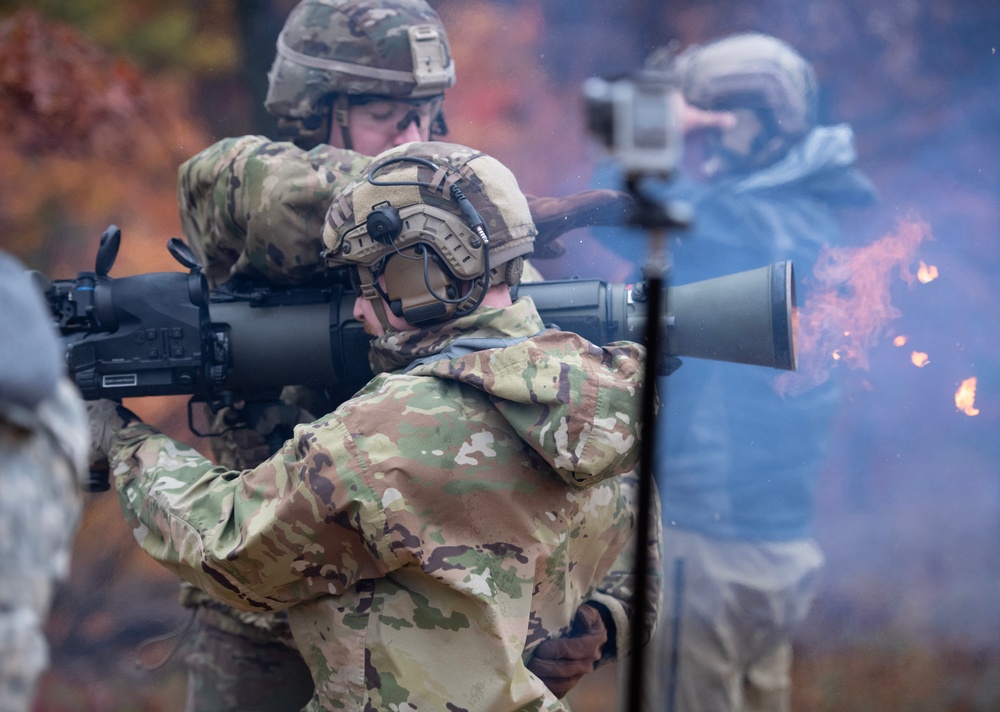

{"left": 583, "top": 71, "right": 680, "bottom": 178}
{"left": 36, "top": 225, "right": 795, "bottom": 416}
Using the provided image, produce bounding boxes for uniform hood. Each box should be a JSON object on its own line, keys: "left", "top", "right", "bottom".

{"left": 731, "top": 124, "right": 877, "bottom": 206}
{"left": 368, "top": 297, "right": 647, "bottom": 489}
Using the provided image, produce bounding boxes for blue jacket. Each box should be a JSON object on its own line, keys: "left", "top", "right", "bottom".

{"left": 593, "top": 125, "right": 876, "bottom": 540}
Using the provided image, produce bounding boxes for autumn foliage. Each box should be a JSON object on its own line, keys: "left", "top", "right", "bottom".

{"left": 0, "top": 8, "right": 211, "bottom": 276}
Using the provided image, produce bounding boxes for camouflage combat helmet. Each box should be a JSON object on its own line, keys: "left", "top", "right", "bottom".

{"left": 323, "top": 142, "right": 536, "bottom": 330}
{"left": 667, "top": 33, "right": 817, "bottom": 170}
{"left": 266, "top": 0, "right": 456, "bottom": 148}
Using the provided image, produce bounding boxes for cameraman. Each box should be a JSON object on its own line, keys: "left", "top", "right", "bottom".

{"left": 0, "top": 252, "right": 87, "bottom": 712}
{"left": 592, "top": 33, "right": 876, "bottom": 712}
{"left": 87, "top": 142, "right": 660, "bottom": 712}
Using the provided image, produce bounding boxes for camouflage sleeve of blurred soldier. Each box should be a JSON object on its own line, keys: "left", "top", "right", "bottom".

{"left": 178, "top": 134, "right": 631, "bottom": 288}
{"left": 0, "top": 252, "right": 87, "bottom": 712}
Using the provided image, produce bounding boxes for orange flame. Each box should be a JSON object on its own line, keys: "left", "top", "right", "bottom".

{"left": 893, "top": 335, "right": 907, "bottom": 347}
{"left": 955, "top": 377, "right": 979, "bottom": 416}
{"left": 917, "top": 261, "right": 939, "bottom": 283}
{"left": 775, "top": 217, "right": 933, "bottom": 396}
{"left": 911, "top": 351, "right": 929, "bottom": 367}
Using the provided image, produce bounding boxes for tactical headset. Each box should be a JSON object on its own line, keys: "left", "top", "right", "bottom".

{"left": 329, "top": 155, "right": 511, "bottom": 330}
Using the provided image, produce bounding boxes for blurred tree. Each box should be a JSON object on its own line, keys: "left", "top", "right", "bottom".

{"left": 0, "top": 0, "right": 238, "bottom": 71}
{"left": 0, "top": 7, "right": 213, "bottom": 276}
{"left": 233, "top": 0, "right": 299, "bottom": 138}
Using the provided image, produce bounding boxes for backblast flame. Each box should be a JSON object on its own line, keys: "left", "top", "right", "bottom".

{"left": 955, "top": 377, "right": 979, "bottom": 416}
{"left": 917, "top": 261, "right": 939, "bottom": 283}
{"left": 774, "top": 217, "right": 933, "bottom": 396}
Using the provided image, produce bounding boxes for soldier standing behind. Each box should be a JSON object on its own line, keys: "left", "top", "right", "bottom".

{"left": 0, "top": 252, "right": 87, "bottom": 712}
{"left": 175, "top": 3, "right": 458, "bottom": 708}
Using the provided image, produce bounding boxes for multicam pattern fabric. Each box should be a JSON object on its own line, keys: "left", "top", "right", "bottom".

{"left": 177, "top": 388, "right": 321, "bottom": 707}
{"left": 178, "top": 136, "right": 613, "bottom": 290}
{"left": 109, "top": 297, "right": 655, "bottom": 711}
{"left": 178, "top": 137, "right": 359, "bottom": 642}
{"left": 176, "top": 136, "right": 655, "bottom": 705}
{"left": 266, "top": 0, "right": 455, "bottom": 120}
{"left": 178, "top": 135, "right": 371, "bottom": 286}
{"left": 182, "top": 600, "right": 314, "bottom": 712}
{"left": 590, "top": 471, "right": 662, "bottom": 664}
{"left": 0, "top": 379, "right": 86, "bottom": 712}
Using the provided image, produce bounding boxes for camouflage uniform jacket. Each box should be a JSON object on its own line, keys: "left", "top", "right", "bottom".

{"left": 178, "top": 134, "right": 544, "bottom": 288}
{"left": 1, "top": 252, "right": 87, "bottom": 711}
{"left": 109, "top": 297, "right": 652, "bottom": 711}
{"left": 178, "top": 135, "right": 372, "bottom": 286}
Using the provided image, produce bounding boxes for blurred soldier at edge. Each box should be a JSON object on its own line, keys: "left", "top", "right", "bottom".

{"left": 175, "top": 2, "right": 636, "bottom": 709}
{"left": 0, "top": 252, "right": 87, "bottom": 712}
{"left": 87, "top": 141, "right": 660, "bottom": 711}
{"left": 589, "top": 34, "right": 876, "bottom": 711}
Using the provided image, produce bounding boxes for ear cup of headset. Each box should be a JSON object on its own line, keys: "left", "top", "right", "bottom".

{"left": 382, "top": 247, "right": 460, "bottom": 326}
{"left": 366, "top": 202, "right": 403, "bottom": 244}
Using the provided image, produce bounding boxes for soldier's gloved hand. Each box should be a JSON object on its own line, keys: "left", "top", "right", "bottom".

{"left": 527, "top": 602, "right": 608, "bottom": 698}
{"left": 526, "top": 190, "right": 634, "bottom": 259}
{"left": 86, "top": 399, "right": 141, "bottom": 466}
{"left": 225, "top": 402, "right": 317, "bottom": 464}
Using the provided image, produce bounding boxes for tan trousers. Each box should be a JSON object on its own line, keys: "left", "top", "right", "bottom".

{"left": 653, "top": 529, "right": 823, "bottom": 712}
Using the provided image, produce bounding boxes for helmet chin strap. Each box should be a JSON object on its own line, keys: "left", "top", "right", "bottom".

{"left": 357, "top": 265, "right": 394, "bottom": 333}
{"left": 332, "top": 94, "right": 353, "bottom": 151}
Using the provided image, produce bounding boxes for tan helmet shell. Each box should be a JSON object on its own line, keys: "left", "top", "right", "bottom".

{"left": 673, "top": 33, "right": 817, "bottom": 164}
{"left": 323, "top": 142, "right": 536, "bottom": 326}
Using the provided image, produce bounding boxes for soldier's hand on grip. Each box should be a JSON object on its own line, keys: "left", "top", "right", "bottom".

{"left": 526, "top": 602, "right": 608, "bottom": 698}
{"left": 85, "top": 399, "right": 140, "bottom": 466}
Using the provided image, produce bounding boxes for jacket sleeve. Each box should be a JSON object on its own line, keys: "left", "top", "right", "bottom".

{"left": 109, "top": 417, "right": 399, "bottom": 613}
{"left": 587, "top": 471, "right": 663, "bottom": 665}
{"left": 177, "top": 136, "right": 371, "bottom": 285}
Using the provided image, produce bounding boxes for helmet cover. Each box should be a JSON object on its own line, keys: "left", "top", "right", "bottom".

{"left": 265, "top": 0, "right": 455, "bottom": 123}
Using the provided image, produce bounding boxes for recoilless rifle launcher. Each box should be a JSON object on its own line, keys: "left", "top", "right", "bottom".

{"left": 35, "top": 224, "right": 796, "bottom": 455}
